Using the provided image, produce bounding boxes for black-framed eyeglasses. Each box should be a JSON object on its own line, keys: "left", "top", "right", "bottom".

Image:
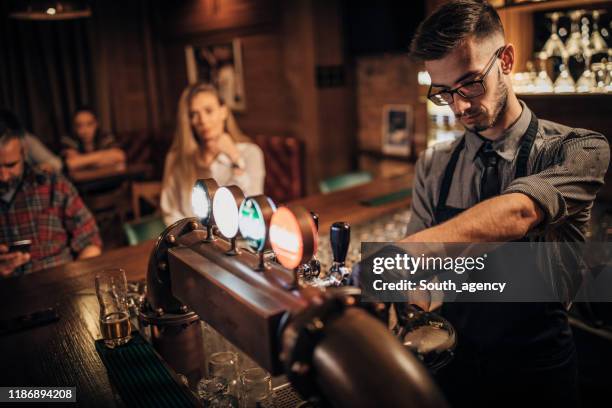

{"left": 427, "top": 46, "right": 505, "bottom": 106}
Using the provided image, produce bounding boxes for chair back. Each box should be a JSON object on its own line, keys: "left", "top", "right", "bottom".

{"left": 131, "top": 181, "right": 162, "bottom": 220}
{"left": 123, "top": 215, "right": 166, "bottom": 246}
{"left": 252, "top": 135, "right": 304, "bottom": 204}
{"left": 319, "top": 171, "right": 373, "bottom": 193}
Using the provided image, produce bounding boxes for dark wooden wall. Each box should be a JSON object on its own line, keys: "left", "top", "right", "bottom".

{"left": 13, "top": 0, "right": 405, "bottom": 192}
{"left": 150, "top": 0, "right": 355, "bottom": 194}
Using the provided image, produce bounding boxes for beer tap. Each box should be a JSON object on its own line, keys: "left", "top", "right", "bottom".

{"left": 324, "top": 222, "right": 351, "bottom": 287}
{"left": 299, "top": 212, "right": 322, "bottom": 281}
{"left": 238, "top": 195, "right": 277, "bottom": 271}
{"left": 212, "top": 186, "right": 245, "bottom": 256}
{"left": 269, "top": 205, "right": 318, "bottom": 289}
{"left": 302, "top": 221, "right": 351, "bottom": 288}
{"left": 192, "top": 179, "right": 219, "bottom": 242}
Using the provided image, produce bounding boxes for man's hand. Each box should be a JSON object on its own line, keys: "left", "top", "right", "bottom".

{"left": 0, "top": 244, "right": 30, "bottom": 278}
{"left": 37, "top": 162, "right": 56, "bottom": 174}
{"left": 77, "top": 245, "right": 101, "bottom": 260}
{"left": 217, "top": 133, "right": 244, "bottom": 175}
{"left": 217, "top": 133, "right": 240, "bottom": 163}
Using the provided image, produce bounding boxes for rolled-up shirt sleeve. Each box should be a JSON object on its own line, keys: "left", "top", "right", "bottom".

{"left": 503, "top": 132, "right": 609, "bottom": 229}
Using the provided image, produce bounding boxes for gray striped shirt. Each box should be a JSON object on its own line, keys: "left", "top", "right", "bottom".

{"left": 406, "top": 101, "right": 610, "bottom": 242}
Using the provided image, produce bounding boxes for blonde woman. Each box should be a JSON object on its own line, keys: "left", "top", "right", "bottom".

{"left": 161, "top": 83, "right": 265, "bottom": 225}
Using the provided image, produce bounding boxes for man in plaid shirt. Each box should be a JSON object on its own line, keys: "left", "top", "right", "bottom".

{"left": 0, "top": 112, "right": 102, "bottom": 278}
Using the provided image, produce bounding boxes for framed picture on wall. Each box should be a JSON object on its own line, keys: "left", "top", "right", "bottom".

{"left": 382, "top": 104, "right": 413, "bottom": 156}
{"left": 185, "top": 39, "right": 247, "bottom": 111}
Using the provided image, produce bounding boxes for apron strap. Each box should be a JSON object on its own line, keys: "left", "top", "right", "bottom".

{"left": 437, "top": 137, "right": 465, "bottom": 211}
{"left": 436, "top": 111, "right": 538, "bottom": 211}
{"left": 514, "top": 112, "right": 538, "bottom": 179}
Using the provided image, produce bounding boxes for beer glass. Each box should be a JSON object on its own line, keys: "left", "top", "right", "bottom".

{"left": 240, "top": 367, "right": 274, "bottom": 408}
{"left": 208, "top": 351, "right": 240, "bottom": 403}
{"left": 95, "top": 268, "right": 132, "bottom": 348}
{"left": 541, "top": 12, "right": 567, "bottom": 81}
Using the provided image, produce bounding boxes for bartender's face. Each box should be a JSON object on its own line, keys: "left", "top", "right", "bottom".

{"left": 426, "top": 37, "right": 510, "bottom": 133}
{"left": 189, "top": 91, "right": 228, "bottom": 143}
{"left": 0, "top": 138, "right": 24, "bottom": 194}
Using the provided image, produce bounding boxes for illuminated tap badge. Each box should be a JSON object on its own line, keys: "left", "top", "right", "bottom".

{"left": 191, "top": 178, "right": 219, "bottom": 225}
{"left": 212, "top": 186, "right": 245, "bottom": 238}
{"left": 239, "top": 196, "right": 277, "bottom": 252}
{"left": 270, "top": 206, "right": 317, "bottom": 269}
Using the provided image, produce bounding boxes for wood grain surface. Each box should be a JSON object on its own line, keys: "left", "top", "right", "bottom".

{"left": 0, "top": 241, "right": 154, "bottom": 407}
{"left": 0, "top": 173, "right": 413, "bottom": 405}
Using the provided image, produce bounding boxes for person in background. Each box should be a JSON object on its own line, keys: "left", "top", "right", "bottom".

{"left": 61, "top": 106, "right": 126, "bottom": 172}
{"left": 161, "top": 83, "right": 265, "bottom": 226}
{"left": 24, "top": 133, "right": 63, "bottom": 173}
{"left": 0, "top": 109, "right": 62, "bottom": 173}
{"left": 0, "top": 111, "right": 102, "bottom": 278}
{"left": 400, "top": 0, "right": 608, "bottom": 407}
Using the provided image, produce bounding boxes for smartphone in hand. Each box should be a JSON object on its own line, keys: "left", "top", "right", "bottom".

{"left": 8, "top": 240, "right": 32, "bottom": 253}
{"left": 0, "top": 307, "right": 59, "bottom": 336}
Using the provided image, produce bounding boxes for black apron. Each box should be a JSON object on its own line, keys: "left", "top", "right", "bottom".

{"left": 433, "top": 113, "right": 579, "bottom": 408}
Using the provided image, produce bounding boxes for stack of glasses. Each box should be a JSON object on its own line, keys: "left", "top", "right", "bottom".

{"left": 196, "top": 351, "right": 275, "bottom": 408}
{"left": 512, "top": 9, "right": 612, "bottom": 94}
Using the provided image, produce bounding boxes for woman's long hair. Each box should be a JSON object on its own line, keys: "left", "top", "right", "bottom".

{"left": 165, "top": 83, "right": 249, "bottom": 197}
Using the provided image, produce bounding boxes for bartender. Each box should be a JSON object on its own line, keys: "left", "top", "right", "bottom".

{"left": 402, "top": 1, "right": 609, "bottom": 407}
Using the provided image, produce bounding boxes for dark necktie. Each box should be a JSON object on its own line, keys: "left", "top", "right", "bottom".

{"left": 478, "top": 141, "right": 501, "bottom": 201}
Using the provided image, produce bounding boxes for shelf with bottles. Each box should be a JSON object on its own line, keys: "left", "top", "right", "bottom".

{"left": 494, "top": 0, "right": 612, "bottom": 13}
{"left": 506, "top": 3, "right": 612, "bottom": 94}
{"left": 426, "top": 101, "right": 464, "bottom": 148}
{"left": 516, "top": 91, "right": 612, "bottom": 98}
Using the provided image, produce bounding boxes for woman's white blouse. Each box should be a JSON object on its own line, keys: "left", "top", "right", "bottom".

{"left": 161, "top": 142, "right": 265, "bottom": 226}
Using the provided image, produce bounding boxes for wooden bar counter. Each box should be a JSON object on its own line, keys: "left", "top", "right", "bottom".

{"left": 0, "top": 172, "right": 413, "bottom": 404}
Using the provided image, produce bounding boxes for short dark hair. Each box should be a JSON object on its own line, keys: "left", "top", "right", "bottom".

{"left": 409, "top": 0, "right": 504, "bottom": 61}
{"left": 73, "top": 105, "right": 97, "bottom": 120}
{"left": 0, "top": 109, "right": 25, "bottom": 144}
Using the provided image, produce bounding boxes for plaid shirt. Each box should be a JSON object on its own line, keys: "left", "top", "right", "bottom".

{"left": 0, "top": 165, "right": 102, "bottom": 276}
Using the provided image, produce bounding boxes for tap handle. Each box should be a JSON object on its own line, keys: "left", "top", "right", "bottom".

{"left": 310, "top": 211, "right": 319, "bottom": 231}
{"left": 330, "top": 221, "right": 350, "bottom": 264}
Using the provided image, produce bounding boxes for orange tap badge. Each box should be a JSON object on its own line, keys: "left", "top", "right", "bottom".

{"left": 269, "top": 205, "right": 318, "bottom": 269}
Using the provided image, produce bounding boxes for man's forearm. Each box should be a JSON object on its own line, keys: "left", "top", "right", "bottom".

{"left": 78, "top": 245, "right": 102, "bottom": 260}
{"left": 66, "top": 149, "right": 126, "bottom": 170}
{"left": 402, "top": 193, "right": 544, "bottom": 243}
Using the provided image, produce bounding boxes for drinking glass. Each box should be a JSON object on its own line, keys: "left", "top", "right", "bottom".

{"left": 240, "top": 367, "right": 275, "bottom": 408}
{"left": 565, "top": 10, "right": 589, "bottom": 81}
{"left": 606, "top": 61, "right": 612, "bottom": 92}
{"left": 576, "top": 51, "right": 596, "bottom": 93}
{"left": 592, "top": 62, "right": 607, "bottom": 92}
{"left": 589, "top": 10, "right": 608, "bottom": 64}
{"left": 534, "top": 53, "right": 554, "bottom": 93}
{"left": 209, "top": 351, "right": 240, "bottom": 400}
{"left": 392, "top": 304, "right": 456, "bottom": 374}
{"left": 126, "top": 280, "right": 146, "bottom": 331}
{"left": 197, "top": 377, "right": 238, "bottom": 407}
{"left": 525, "top": 60, "right": 537, "bottom": 93}
{"left": 541, "top": 12, "right": 567, "bottom": 81}
{"left": 95, "top": 268, "right": 132, "bottom": 348}
{"left": 553, "top": 63, "right": 576, "bottom": 93}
